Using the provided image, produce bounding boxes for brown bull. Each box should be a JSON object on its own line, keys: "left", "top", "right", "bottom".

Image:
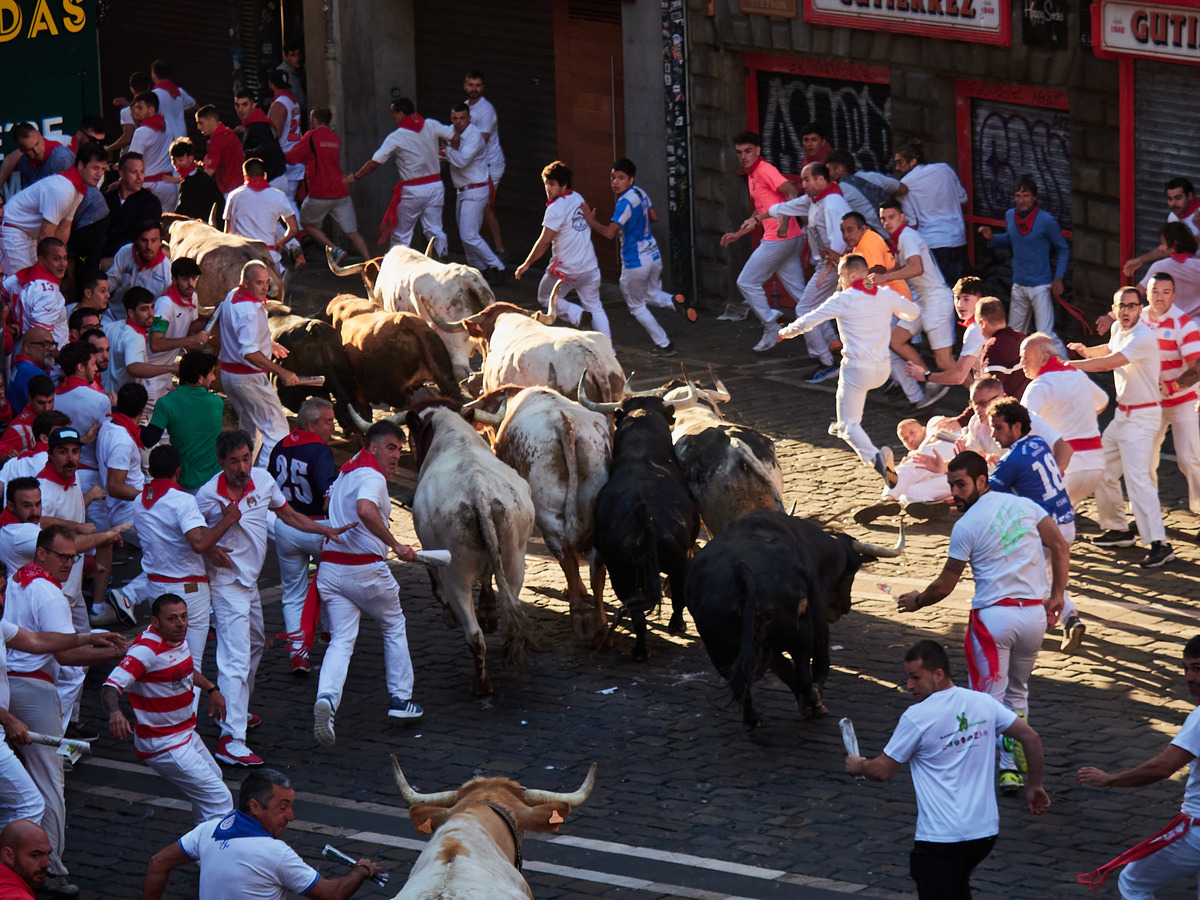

{"left": 327, "top": 293, "right": 462, "bottom": 411}
{"left": 165, "top": 218, "right": 284, "bottom": 312}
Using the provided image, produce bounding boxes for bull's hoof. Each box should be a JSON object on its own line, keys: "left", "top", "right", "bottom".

{"left": 804, "top": 703, "right": 828, "bottom": 720}
{"left": 666, "top": 613, "right": 688, "bottom": 636}
{"left": 480, "top": 614, "right": 499, "bottom": 635}
{"left": 470, "top": 675, "right": 494, "bottom": 696}
{"left": 632, "top": 643, "right": 651, "bottom": 662}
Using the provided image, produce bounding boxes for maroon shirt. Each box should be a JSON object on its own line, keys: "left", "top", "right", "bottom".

{"left": 982, "top": 326, "right": 1029, "bottom": 398}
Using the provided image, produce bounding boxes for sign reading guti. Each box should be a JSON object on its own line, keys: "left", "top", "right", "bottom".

{"left": 804, "top": 0, "right": 1009, "bottom": 43}
{"left": 1099, "top": 0, "right": 1200, "bottom": 63}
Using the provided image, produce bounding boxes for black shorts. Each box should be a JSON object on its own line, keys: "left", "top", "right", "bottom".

{"left": 910, "top": 835, "right": 998, "bottom": 900}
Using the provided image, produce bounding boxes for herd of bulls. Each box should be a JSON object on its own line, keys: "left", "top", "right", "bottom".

{"left": 164, "top": 217, "right": 905, "bottom": 732}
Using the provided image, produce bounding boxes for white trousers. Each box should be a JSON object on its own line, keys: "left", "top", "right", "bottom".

{"left": 792, "top": 262, "right": 838, "bottom": 365}
{"left": 886, "top": 462, "right": 952, "bottom": 503}
{"left": 1096, "top": 407, "right": 1167, "bottom": 543}
{"left": 210, "top": 581, "right": 264, "bottom": 741}
{"left": 1152, "top": 400, "right": 1200, "bottom": 515}
{"left": 537, "top": 270, "right": 610, "bottom": 339}
{"left": 0, "top": 737, "right": 44, "bottom": 828}
{"left": 8, "top": 677, "right": 67, "bottom": 875}
{"left": 274, "top": 519, "right": 324, "bottom": 636}
{"left": 222, "top": 371, "right": 290, "bottom": 467}
{"left": 833, "top": 359, "right": 890, "bottom": 465}
{"left": 618, "top": 261, "right": 671, "bottom": 348}
{"left": 967, "top": 603, "right": 1045, "bottom": 772}
{"left": 1008, "top": 284, "right": 1063, "bottom": 353}
{"left": 390, "top": 182, "right": 447, "bottom": 257}
{"left": 1118, "top": 820, "right": 1200, "bottom": 899}
{"left": 455, "top": 185, "right": 502, "bottom": 270}
{"left": 1065, "top": 450, "right": 1105, "bottom": 508}
{"left": 1049, "top": 519, "right": 1078, "bottom": 621}
{"left": 735, "top": 237, "right": 805, "bottom": 327}
{"left": 0, "top": 227, "right": 35, "bottom": 271}
{"left": 315, "top": 561, "right": 414, "bottom": 709}
{"left": 146, "top": 733, "right": 232, "bottom": 824}
{"left": 146, "top": 180, "right": 178, "bottom": 213}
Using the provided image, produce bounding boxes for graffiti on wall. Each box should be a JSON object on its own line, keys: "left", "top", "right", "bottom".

{"left": 971, "top": 99, "right": 1071, "bottom": 229}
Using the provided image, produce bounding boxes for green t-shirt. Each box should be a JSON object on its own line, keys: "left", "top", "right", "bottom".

{"left": 149, "top": 385, "right": 224, "bottom": 489}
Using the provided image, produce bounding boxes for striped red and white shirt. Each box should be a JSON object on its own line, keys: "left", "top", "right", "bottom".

{"left": 105, "top": 625, "right": 196, "bottom": 760}
{"left": 1145, "top": 303, "right": 1200, "bottom": 407}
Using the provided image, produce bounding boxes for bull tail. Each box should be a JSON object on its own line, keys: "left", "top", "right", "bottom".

{"left": 632, "top": 501, "right": 662, "bottom": 613}
{"left": 559, "top": 412, "right": 581, "bottom": 549}
{"left": 728, "top": 563, "right": 760, "bottom": 707}
{"left": 477, "top": 497, "right": 531, "bottom": 668}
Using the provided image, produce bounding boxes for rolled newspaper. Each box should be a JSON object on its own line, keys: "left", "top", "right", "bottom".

{"left": 27, "top": 731, "right": 90, "bottom": 764}
{"left": 839, "top": 717, "right": 860, "bottom": 756}
{"left": 292, "top": 376, "right": 326, "bottom": 388}
{"left": 414, "top": 549, "right": 451, "bottom": 568}
{"left": 322, "top": 844, "right": 389, "bottom": 887}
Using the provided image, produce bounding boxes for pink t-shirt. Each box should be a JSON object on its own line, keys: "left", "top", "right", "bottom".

{"left": 747, "top": 159, "right": 802, "bottom": 242}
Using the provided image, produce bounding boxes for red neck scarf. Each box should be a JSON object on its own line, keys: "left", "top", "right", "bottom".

{"left": 232, "top": 286, "right": 262, "bottom": 304}
{"left": 18, "top": 441, "right": 47, "bottom": 460}
{"left": 1036, "top": 356, "right": 1076, "bottom": 377}
{"left": 217, "top": 472, "right": 255, "bottom": 501}
{"left": 14, "top": 562, "right": 59, "bottom": 590}
{"left": 282, "top": 429, "right": 324, "bottom": 448}
{"left": 126, "top": 319, "right": 150, "bottom": 338}
{"left": 55, "top": 375, "right": 91, "bottom": 395}
{"left": 959, "top": 316, "right": 976, "bottom": 328}
{"left": 813, "top": 182, "right": 843, "bottom": 203}
{"left": 61, "top": 165, "right": 87, "bottom": 195}
{"left": 140, "top": 114, "right": 166, "bottom": 133}
{"left": 110, "top": 412, "right": 144, "bottom": 450}
{"left": 155, "top": 79, "right": 181, "bottom": 99}
{"left": 244, "top": 176, "right": 270, "bottom": 191}
{"left": 849, "top": 278, "right": 877, "bottom": 295}
{"left": 1014, "top": 204, "right": 1040, "bottom": 236}
{"left": 37, "top": 461, "right": 75, "bottom": 489}
{"left": 135, "top": 249, "right": 167, "bottom": 271}
{"left": 1171, "top": 252, "right": 1193, "bottom": 263}
{"left": 340, "top": 449, "right": 383, "bottom": 475}
{"left": 886, "top": 222, "right": 909, "bottom": 254}
{"left": 142, "top": 477, "right": 182, "bottom": 509}
{"left": 0, "top": 509, "right": 18, "bottom": 528}
{"left": 175, "top": 161, "right": 197, "bottom": 178}
{"left": 166, "top": 284, "right": 195, "bottom": 308}
{"left": 11, "top": 355, "right": 45, "bottom": 372}
{"left": 397, "top": 113, "right": 425, "bottom": 133}
{"left": 243, "top": 109, "right": 273, "bottom": 127}
{"left": 35, "top": 139, "right": 62, "bottom": 164}
{"left": 737, "top": 157, "right": 764, "bottom": 177}
{"left": 1183, "top": 197, "right": 1200, "bottom": 221}
{"left": 546, "top": 189, "right": 573, "bottom": 208}
{"left": 16, "top": 262, "right": 60, "bottom": 287}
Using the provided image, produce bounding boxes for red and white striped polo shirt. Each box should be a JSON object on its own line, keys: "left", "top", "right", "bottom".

{"left": 104, "top": 625, "right": 196, "bottom": 760}
{"left": 1145, "top": 303, "right": 1200, "bottom": 407}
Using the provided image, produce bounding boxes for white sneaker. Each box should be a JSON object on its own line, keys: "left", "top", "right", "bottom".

{"left": 313, "top": 695, "right": 336, "bottom": 747}
{"left": 753, "top": 321, "right": 781, "bottom": 352}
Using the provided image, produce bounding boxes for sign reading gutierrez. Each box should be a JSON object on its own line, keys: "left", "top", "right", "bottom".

{"left": 1096, "top": 0, "right": 1200, "bottom": 63}
{"left": 804, "top": 0, "right": 1010, "bottom": 44}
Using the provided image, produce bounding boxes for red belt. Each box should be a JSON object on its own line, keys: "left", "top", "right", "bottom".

{"left": 1118, "top": 401, "right": 1160, "bottom": 415}
{"left": 377, "top": 173, "right": 443, "bottom": 243}
{"left": 10, "top": 669, "right": 53, "bottom": 683}
{"left": 149, "top": 574, "right": 208, "bottom": 584}
{"left": 1067, "top": 436, "right": 1103, "bottom": 452}
{"left": 1163, "top": 391, "right": 1199, "bottom": 408}
{"left": 2, "top": 222, "right": 25, "bottom": 230}
{"left": 321, "top": 551, "right": 383, "bottom": 566}
{"left": 219, "top": 362, "right": 265, "bottom": 376}
{"left": 403, "top": 173, "right": 441, "bottom": 187}
{"left": 994, "top": 598, "right": 1042, "bottom": 607}
{"left": 457, "top": 181, "right": 490, "bottom": 192}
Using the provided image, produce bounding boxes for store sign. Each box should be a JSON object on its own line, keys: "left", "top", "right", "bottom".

{"left": 1022, "top": 0, "right": 1068, "bottom": 48}
{"left": 741, "top": 0, "right": 799, "bottom": 15}
{"left": 1095, "top": 0, "right": 1200, "bottom": 63}
{"left": 804, "top": 0, "right": 1010, "bottom": 44}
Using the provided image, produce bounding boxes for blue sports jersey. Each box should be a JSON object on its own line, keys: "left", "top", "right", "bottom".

{"left": 990, "top": 434, "right": 1074, "bottom": 524}
{"left": 267, "top": 433, "right": 336, "bottom": 518}
{"left": 612, "top": 185, "right": 662, "bottom": 270}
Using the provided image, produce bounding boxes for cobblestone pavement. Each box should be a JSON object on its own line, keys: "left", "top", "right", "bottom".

{"left": 63, "top": 272, "right": 1200, "bottom": 898}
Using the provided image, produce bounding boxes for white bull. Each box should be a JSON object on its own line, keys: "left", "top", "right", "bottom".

{"left": 165, "top": 218, "right": 284, "bottom": 312}
{"left": 390, "top": 757, "right": 595, "bottom": 900}
{"left": 407, "top": 403, "right": 536, "bottom": 695}
{"left": 468, "top": 387, "right": 612, "bottom": 647}
{"left": 327, "top": 244, "right": 494, "bottom": 381}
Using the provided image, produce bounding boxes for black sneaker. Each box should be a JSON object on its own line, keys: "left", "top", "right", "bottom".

{"left": 1090, "top": 529, "right": 1137, "bottom": 548}
{"left": 1140, "top": 541, "right": 1176, "bottom": 568}
{"left": 853, "top": 501, "right": 901, "bottom": 526}
{"left": 872, "top": 447, "right": 898, "bottom": 488}
{"left": 1060, "top": 615, "right": 1086, "bottom": 653}
{"left": 650, "top": 343, "right": 677, "bottom": 357}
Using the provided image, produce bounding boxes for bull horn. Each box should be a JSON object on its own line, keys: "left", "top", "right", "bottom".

{"left": 429, "top": 310, "right": 468, "bottom": 333}
{"left": 470, "top": 397, "right": 507, "bottom": 427}
{"left": 851, "top": 516, "right": 906, "bottom": 559}
{"left": 391, "top": 756, "right": 459, "bottom": 808}
{"left": 707, "top": 366, "right": 731, "bottom": 403}
{"left": 522, "top": 762, "right": 597, "bottom": 808}
{"left": 789, "top": 501, "right": 798, "bottom": 516}
{"left": 535, "top": 280, "right": 562, "bottom": 325}
{"left": 326, "top": 245, "right": 367, "bottom": 276}
{"left": 208, "top": 203, "right": 220, "bottom": 229}
{"left": 622, "top": 372, "right": 666, "bottom": 399}
{"left": 347, "top": 405, "right": 374, "bottom": 434}
{"left": 665, "top": 379, "right": 698, "bottom": 410}
{"left": 424, "top": 237, "right": 436, "bottom": 259}
{"left": 576, "top": 371, "right": 620, "bottom": 414}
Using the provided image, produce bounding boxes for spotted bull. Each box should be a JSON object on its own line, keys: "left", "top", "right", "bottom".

{"left": 390, "top": 757, "right": 595, "bottom": 899}
{"left": 685, "top": 510, "right": 903, "bottom": 729}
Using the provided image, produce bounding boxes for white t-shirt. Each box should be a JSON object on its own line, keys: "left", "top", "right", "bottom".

{"left": 1021, "top": 368, "right": 1108, "bottom": 449}
{"left": 0, "top": 620, "right": 18, "bottom": 730}
{"left": 5, "top": 569, "right": 72, "bottom": 676}
{"left": 1171, "top": 705, "right": 1200, "bottom": 817}
{"left": 895, "top": 226, "right": 954, "bottom": 307}
{"left": 195, "top": 469, "right": 287, "bottom": 588}
{"left": 135, "top": 486, "right": 207, "bottom": 580}
{"left": 370, "top": 119, "right": 454, "bottom": 182}
{"left": 177, "top": 812, "right": 320, "bottom": 900}
{"left": 1142, "top": 256, "right": 1200, "bottom": 320}
{"left": 38, "top": 471, "right": 85, "bottom": 600}
{"left": 14, "top": 277, "right": 68, "bottom": 348}
{"left": 466, "top": 95, "right": 504, "bottom": 171}
{"left": 216, "top": 289, "right": 272, "bottom": 369}
{"left": 153, "top": 84, "right": 197, "bottom": 140}
{"left": 0, "top": 522, "right": 38, "bottom": 582}
{"left": 130, "top": 124, "right": 173, "bottom": 178}
{"left": 544, "top": 191, "right": 598, "bottom": 279}
{"left": 97, "top": 421, "right": 145, "bottom": 526}
{"left": 442, "top": 123, "right": 489, "bottom": 188}
{"left": 105, "top": 245, "right": 172, "bottom": 322}
{"left": 961, "top": 322, "right": 984, "bottom": 362}
{"left": 146, "top": 291, "right": 199, "bottom": 397}
{"left": 2, "top": 174, "right": 84, "bottom": 235}
{"left": 224, "top": 186, "right": 294, "bottom": 262}
{"left": 0, "top": 453, "right": 46, "bottom": 491}
{"left": 900, "top": 162, "right": 968, "bottom": 248}
{"left": 782, "top": 285, "right": 919, "bottom": 363}
{"left": 323, "top": 461, "right": 388, "bottom": 559}
{"left": 947, "top": 490, "right": 1050, "bottom": 608}
{"left": 104, "top": 320, "right": 149, "bottom": 394}
{"left": 1109, "top": 319, "right": 1163, "bottom": 407}
{"left": 883, "top": 685, "right": 1017, "bottom": 842}
{"left": 1167, "top": 208, "right": 1200, "bottom": 238}
{"left": 55, "top": 384, "right": 112, "bottom": 470}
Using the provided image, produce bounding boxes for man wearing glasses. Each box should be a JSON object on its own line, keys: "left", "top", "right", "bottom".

{"left": 1069, "top": 288, "right": 1174, "bottom": 568}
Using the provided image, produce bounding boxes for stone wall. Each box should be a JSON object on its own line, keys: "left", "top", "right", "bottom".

{"left": 687, "top": 0, "right": 1121, "bottom": 329}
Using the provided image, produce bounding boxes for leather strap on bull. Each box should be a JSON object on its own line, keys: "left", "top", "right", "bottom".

{"left": 378, "top": 174, "right": 443, "bottom": 243}
{"left": 480, "top": 801, "right": 523, "bottom": 871}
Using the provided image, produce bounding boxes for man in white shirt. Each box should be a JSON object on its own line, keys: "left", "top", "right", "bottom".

{"left": 215, "top": 262, "right": 297, "bottom": 466}
{"left": 443, "top": 103, "right": 506, "bottom": 284}
{"left": 223, "top": 160, "right": 300, "bottom": 273}
{"left": 5, "top": 238, "right": 69, "bottom": 348}
{"left": 464, "top": 70, "right": 507, "bottom": 261}
{"left": 1076, "top": 635, "right": 1200, "bottom": 896}
{"left": 195, "top": 431, "right": 347, "bottom": 766}
{"left": 312, "top": 421, "right": 420, "bottom": 747}
{"left": 150, "top": 59, "right": 196, "bottom": 140}
{"left": 104, "top": 287, "right": 178, "bottom": 396}
{"left": 128, "top": 92, "right": 177, "bottom": 212}
{"left": 893, "top": 142, "right": 969, "bottom": 286}
{"left": 347, "top": 98, "right": 454, "bottom": 254}
{"left": 515, "top": 161, "right": 606, "bottom": 336}
{"left": 895, "top": 450, "right": 1068, "bottom": 790}
{"left": 846, "top": 640, "right": 1049, "bottom": 899}
{"left": 779, "top": 255, "right": 919, "bottom": 485}
{"left": 1140, "top": 222, "right": 1200, "bottom": 318}
{"left": 267, "top": 71, "right": 304, "bottom": 202}
{"left": 141, "top": 770, "right": 384, "bottom": 900}
{"left": 146, "top": 257, "right": 209, "bottom": 418}
{"left": 96, "top": 384, "right": 148, "bottom": 546}
{"left": 104, "top": 221, "right": 172, "bottom": 324}
{"left": 1070, "top": 287, "right": 1174, "bottom": 568}
{"left": 1124, "top": 177, "right": 1200, "bottom": 279}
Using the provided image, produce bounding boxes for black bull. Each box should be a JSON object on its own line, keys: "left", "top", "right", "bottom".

{"left": 685, "top": 510, "right": 902, "bottom": 729}
{"left": 267, "top": 312, "right": 364, "bottom": 435}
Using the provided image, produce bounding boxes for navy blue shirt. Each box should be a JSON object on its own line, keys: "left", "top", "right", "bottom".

{"left": 6, "top": 359, "right": 46, "bottom": 414}
{"left": 990, "top": 434, "right": 1073, "bottom": 525}
{"left": 267, "top": 431, "right": 336, "bottom": 518}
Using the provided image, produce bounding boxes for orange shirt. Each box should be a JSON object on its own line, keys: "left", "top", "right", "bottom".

{"left": 849, "top": 229, "right": 912, "bottom": 300}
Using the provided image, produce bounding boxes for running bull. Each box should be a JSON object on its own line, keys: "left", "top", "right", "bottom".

{"left": 165, "top": 217, "right": 284, "bottom": 311}
{"left": 407, "top": 400, "right": 536, "bottom": 695}
{"left": 327, "top": 294, "right": 462, "bottom": 413}
{"left": 580, "top": 377, "right": 700, "bottom": 661}
{"left": 685, "top": 510, "right": 904, "bottom": 729}
{"left": 327, "top": 244, "right": 494, "bottom": 381}
{"left": 390, "top": 756, "right": 595, "bottom": 899}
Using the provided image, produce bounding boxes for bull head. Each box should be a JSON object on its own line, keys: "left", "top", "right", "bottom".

{"left": 392, "top": 756, "right": 597, "bottom": 809}
{"left": 851, "top": 516, "right": 907, "bottom": 559}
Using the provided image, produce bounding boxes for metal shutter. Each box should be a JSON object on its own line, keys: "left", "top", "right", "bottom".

{"left": 1133, "top": 60, "right": 1200, "bottom": 256}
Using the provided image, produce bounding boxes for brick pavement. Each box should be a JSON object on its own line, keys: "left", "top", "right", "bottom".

{"left": 60, "top": 273, "right": 1200, "bottom": 899}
